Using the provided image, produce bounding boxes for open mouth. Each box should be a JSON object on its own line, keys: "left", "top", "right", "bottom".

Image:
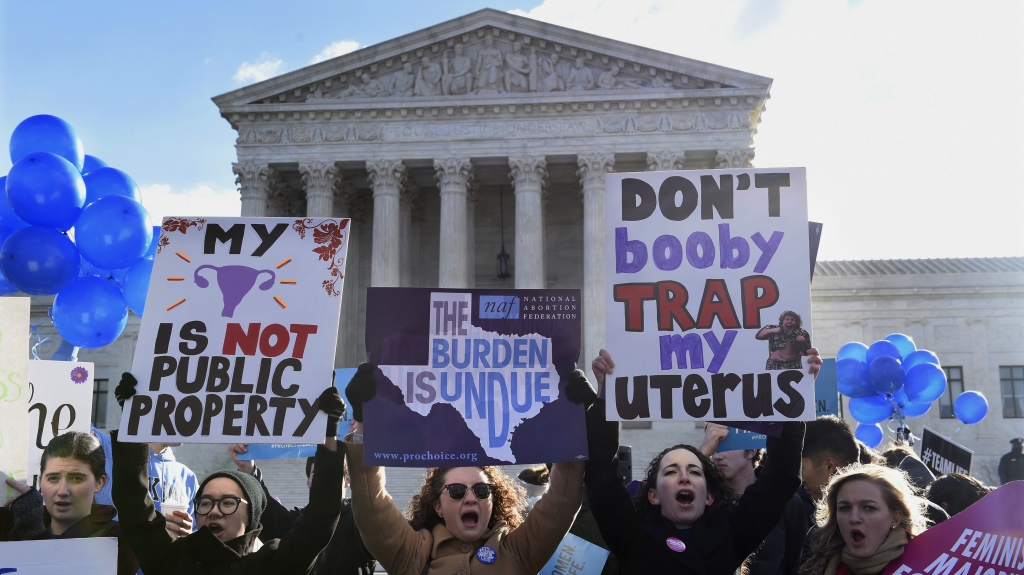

{"left": 849, "top": 529, "right": 866, "bottom": 544}
{"left": 53, "top": 501, "right": 72, "bottom": 512}
{"left": 461, "top": 511, "right": 479, "bottom": 528}
{"left": 207, "top": 523, "right": 224, "bottom": 536}
{"left": 675, "top": 491, "right": 695, "bottom": 505}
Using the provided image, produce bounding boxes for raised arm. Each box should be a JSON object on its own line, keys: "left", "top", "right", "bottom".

{"left": 110, "top": 430, "right": 175, "bottom": 575}
{"left": 504, "top": 460, "right": 585, "bottom": 572}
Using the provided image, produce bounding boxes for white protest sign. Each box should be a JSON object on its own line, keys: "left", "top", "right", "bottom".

{"left": 0, "top": 297, "right": 30, "bottom": 505}
{"left": 0, "top": 538, "right": 118, "bottom": 575}
{"left": 27, "top": 360, "right": 94, "bottom": 488}
{"left": 118, "top": 216, "right": 349, "bottom": 443}
{"left": 605, "top": 168, "right": 813, "bottom": 422}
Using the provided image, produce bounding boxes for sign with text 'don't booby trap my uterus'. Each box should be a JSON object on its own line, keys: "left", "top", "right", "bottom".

{"left": 118, "top": 217, "right": 349, "bottom": 443}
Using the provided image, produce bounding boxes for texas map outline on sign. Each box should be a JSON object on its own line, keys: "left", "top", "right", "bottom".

{"left": 379, "top": 292, "right": 559, "bottom": 463}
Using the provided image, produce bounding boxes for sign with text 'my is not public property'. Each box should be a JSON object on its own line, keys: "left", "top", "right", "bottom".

{"left": 119, "top": 217, "right": 349, "bottom": 443}
{"left": 363, "top": 288, "right": 585, "bottom": 466}
{"left": 605, "top": 168, "right": 813, "bottom": 422}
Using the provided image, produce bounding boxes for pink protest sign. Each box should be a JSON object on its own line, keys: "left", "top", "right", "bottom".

{"left": 881, "top": 481, "right": 1024, "bottom": 575}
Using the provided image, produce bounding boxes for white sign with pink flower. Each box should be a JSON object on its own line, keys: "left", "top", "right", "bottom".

{"left": 27, "top": 360, "right": 95, "bottom": 488}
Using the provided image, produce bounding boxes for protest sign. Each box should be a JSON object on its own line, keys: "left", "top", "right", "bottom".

{"left": 363, "top": 288, "right": 585, "bottom": 466}
{"left": 118, "top": 216, "right": 349, "bottom": 443}
{"left": 716, "top": 425, "right": 767, "bottom": 452}
{"left": 27, "top": 360, "right": 94, "bottom": 487}
{"left": 605, "top": 168, "right": 813, "bottom": 422}
{"left": 242, "top": 368, "right": 355, "bottom": 460}
{"left": 921, "top": 427, "right": 973, "bottom": 476}
{"left": 881, "top": 481, "right": 1024, "bottom": 575}
{"left": 815, "top": 358, "right": 839, "bottom": 417}
{"left": 0, "top": 297, "right": 30, "bottom": 505}
{"left": 0, "top": 538, "right": 118, "bottom": 575}
{"left": 539, "top": 533, "right": 610, "bottom": 575}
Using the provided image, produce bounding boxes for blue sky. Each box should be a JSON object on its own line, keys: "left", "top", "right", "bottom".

{"left": 2, "top": 1, "right": 1022, "bottom": 260}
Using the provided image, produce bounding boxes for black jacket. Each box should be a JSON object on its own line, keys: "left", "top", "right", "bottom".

{"left": 999, "top": 449, "right": 1024, "bottom": 485}
{"left": 111, "top": 431, "right": 343, "bottom": 575}
{"left": 584, "top": 399, "right": 805, "bottom": 575}
{"left": 255, "top": 466, "right": 376, "bottom": 575}
{"left": 742, "top": 492, "right": 808, "bottom": 575}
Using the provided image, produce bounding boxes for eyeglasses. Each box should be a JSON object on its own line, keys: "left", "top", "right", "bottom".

{"left": 441, "top": 482, "right": 494, "bottom": 500}
{"left": 195, "top": 496, "right": 248, "bottom": 516}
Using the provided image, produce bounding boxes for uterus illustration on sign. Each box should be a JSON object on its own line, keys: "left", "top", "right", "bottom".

{"left": 194, "top": 264, "right": 276, "bottom": 318}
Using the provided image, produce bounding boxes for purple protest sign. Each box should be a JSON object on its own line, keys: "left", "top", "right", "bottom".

{"left": 363, "top": 288, "right": 586, "bottom": 467}
{"left": 881, "top": 481, "right": 1024, "bottom": 575}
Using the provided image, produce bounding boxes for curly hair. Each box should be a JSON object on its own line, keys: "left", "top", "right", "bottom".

{"left": 407, "top": 466, "right": 526, "bottom": 532}
{"left": 634, "top": 444, "right": 733, "bottom": 516}
{"left": 779, "top": 310, "right": 802, "bottom": 329}
{"left": 802, "top": 463, "right": 930, "bottom": 575}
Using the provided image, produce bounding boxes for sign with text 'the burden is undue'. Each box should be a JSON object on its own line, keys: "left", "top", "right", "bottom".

{"left": 605, "top": 168, "right": 813, "bottom": 422}
{"left": 119, "top": 217, "right": 348, "bottom": 443}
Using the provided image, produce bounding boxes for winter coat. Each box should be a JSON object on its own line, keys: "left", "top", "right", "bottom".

{"left": 254, "top": 465, "right": 376, "bottom": 575}
{"left": 0, "top": 487, "right": 139, "bottom": 575}
{"left": 584, "top": 399, "right": 805, "bottom": 575}
{"left": 742, "top": 492, "right": 808, "bottom": 575}
{"left": 345, "top": 438, "right": 585, "bottom": 575}
{"left": 999, "top": 448, "right": 1024, "bottom": 485}
{"left": 111, "top": 431, "right": 343, "bottom": 575}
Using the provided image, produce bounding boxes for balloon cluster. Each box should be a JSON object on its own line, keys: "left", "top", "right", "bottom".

{"left": 1, "top": 115, "right": 157, "bottom": 348}
{"left": 836, "top": 333, "right": 989, "bottom": 448}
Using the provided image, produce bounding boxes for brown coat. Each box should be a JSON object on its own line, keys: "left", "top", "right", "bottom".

{"left": 345, "top": 439, "right": 584, "bottom": 575}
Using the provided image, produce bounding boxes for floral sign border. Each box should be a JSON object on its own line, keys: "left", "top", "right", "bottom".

{"left": 157, "top": 218, "right": 207, "bottom": 254}
{"left": 292, "top": 218, "right": 348, "bottom": 297}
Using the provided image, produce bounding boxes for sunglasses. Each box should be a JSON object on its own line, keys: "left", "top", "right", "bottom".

{"left": 441, "top": 482, "right": 494, "bottom": 500}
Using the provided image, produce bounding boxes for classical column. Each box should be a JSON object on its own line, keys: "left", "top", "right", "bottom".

{"left": 466, "top": 181, "right": 480, "bottom": 288}
{"left": 233, "top": 161, "right": 272, "bottom": 216}
{"left": 299, "top": 160, "right": 338, "bottom": 217}
{"left": 435, "top": 157, "right": 474, "bottom": 288}
{"left": 578, "top": 153, "right": 615, "bottom": 366}
{"left": 647, "top": 151, "right": 685, "bottom": 171}
{"left": 366, "top": 159, "right": 406, "bottom": 287}
{"left": 509, "top": 155, "right": 547, "bottom": 289}
{"left": 331, "top": 174, "right": 356, "bottom": 367}
{"left": 399, "top": 179, "right": 419, "bottom": 287}
{"left": 715, "top": 148, "right": 755, "bottom": 169}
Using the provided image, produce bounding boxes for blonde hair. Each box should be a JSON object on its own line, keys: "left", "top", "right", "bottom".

{"left": 802, "top": 464, "right": 930, "bottom": 574}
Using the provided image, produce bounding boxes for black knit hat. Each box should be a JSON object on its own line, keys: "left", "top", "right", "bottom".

{"left": 196, "top": 470, "right": 266, "bottom": 532}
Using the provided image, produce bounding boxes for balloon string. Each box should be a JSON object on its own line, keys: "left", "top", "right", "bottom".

{"left": 951, "top": 426, "right": 961, "bottom": 437}
{"left": 29, "top": 322, "right": 54, "bottom": 360}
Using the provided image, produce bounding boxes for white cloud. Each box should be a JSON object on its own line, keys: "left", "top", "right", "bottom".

{"left": 232, "top": 53, "right": 283, "bottom": 84}
{"left": 138, "top": 183, "right": 240, "bottom": 224}
{"left": 310, "top": 40, "right": 360, "bottom": 64}
{"left": 510, "top": 0, "right": 1024, "bottom": 259}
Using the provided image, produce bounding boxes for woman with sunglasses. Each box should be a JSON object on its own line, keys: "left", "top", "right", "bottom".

{"left": 108, "top": 373, "right": 348, "bottom": 575}
{"left": 343, "top": 363, "right": 592, "bottom": 575}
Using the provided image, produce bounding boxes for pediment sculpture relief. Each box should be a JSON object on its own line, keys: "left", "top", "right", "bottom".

{"left": 302, "top": 30, "right": 719, "bottom": 102}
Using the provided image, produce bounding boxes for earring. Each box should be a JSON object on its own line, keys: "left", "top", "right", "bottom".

{"left": 890, "top": 524, "right": 897, "bottom": 530}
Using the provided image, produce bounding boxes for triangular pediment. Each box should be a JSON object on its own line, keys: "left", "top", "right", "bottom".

{"left": 213, "top": 9, "right": 771, "bottom": 109}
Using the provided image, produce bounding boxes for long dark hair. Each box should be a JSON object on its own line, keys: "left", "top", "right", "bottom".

{"left": 634, "top": 444, "right": 732, "bottom": 515}
{"left": 407, "top": 466, "right": 525, "bottom": 532}
{"left": 41, "top": 431, "right": 106, "bottom": 482}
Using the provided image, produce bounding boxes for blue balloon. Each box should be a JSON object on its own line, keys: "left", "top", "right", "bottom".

{"left": 837, "top": 342, "right": 869, "bottom": 362}
{"left": 75, "top": 196, "right": 153, "bottom": 270}
{"left": 79, "top": 258, "right": 129, "bottom": 285}
{"left": 892, "top": 387, "right": 932, "bottom": 418}
{"left": 855, "top": 423, "right": 884, "bottom": 448}
{"left": 866, "top": 340, "right": 902, "bottom": 365}
{"left": 9, "top": 115, "right": 85, "bottom": 171}
{"left": 143, "top": 225, "right": 161, "bottom": 258}
{"left": 0, "top": 226, "right": 79, "bottom": 294}
{"left": 884, "top": 333, "right": 917, "bottom": 359}
{"left": 52, "top": 276, "right": 128, "bottom": 348}
{"left": 869, "top": 356, "right": 905, "bottom": 394}
{"left": 903, "top": 350, "right": 940, "bottom": 373}
{"left": 6, "top": 152, "right": 86, "bottom": 231}
{"left": 954, "top": 391, "right": 988, "bottom": 425}
{"left": 123, "top": 256, "right": 153, "bottom": 317}
{"left": 82, "top": 167, "right": 141, "bottom": 206}
{"left": 836, "top": 358, "right": 875, "bottom": 398}
{"left": 0, "top": 226, "right": 20, "bottom": 295}
{"left": 81, "top": 155, "right": 108, "bottom": 175}
{"left": 849, "top": 395, "right": 894, "bottom": 424}
{"left": 0, "top": 176, "right": 30, "bottom": 230}
{"left": 904, "top": 363, "right": 947, "bottom": 404}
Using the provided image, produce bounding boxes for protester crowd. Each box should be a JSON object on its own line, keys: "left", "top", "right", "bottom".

{"left": 1, "top": 348, "right": 1013, "bottom": 575}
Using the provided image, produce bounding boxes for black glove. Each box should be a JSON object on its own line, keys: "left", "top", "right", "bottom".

{"left": 565, "top": 369, "right": 598, "bottom": 410}
{"left": 345, "top": 363, "right": 377, "bottom": 422}
{"left": 318, "top": 387, "right": 346, "bottom": 437}
{"left": 115, "top": 372, "right": 138, "bottom": 408}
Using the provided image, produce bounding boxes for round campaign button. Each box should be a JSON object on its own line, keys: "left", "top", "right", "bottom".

{"left": 666, "top": 537, "right": 686, "bottom": 553}
{"left": 477, "top": 546, "right": 497, "bottom": 564}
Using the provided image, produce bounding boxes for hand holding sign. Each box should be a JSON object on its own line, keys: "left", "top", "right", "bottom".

{"left": 346, "top": 363, "right": 377, "bottom": 423}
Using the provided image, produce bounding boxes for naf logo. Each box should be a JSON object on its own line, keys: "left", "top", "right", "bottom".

{"left": 479, "top": 295, "right": 519, "bottom": 319}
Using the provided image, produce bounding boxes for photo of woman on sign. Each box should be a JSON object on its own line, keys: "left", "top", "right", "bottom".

{"left": 756, "top": 311, "right": 812, "bottom": 370}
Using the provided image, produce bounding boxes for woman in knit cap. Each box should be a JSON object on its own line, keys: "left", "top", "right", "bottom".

{"left": 109, "top": 373, "right": 348, "bottom": 575}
